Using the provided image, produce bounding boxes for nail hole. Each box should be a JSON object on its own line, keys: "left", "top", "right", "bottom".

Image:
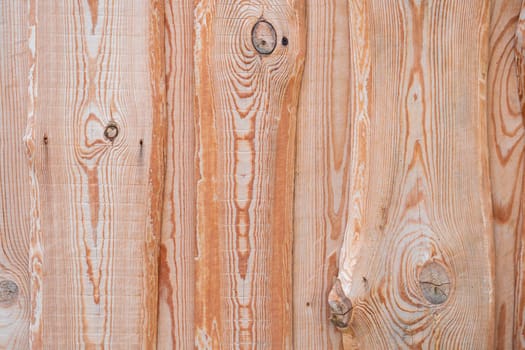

{"left": 104, "top": 123, "right": 119, "bottom": 141}
{"left": 43, "top": 134, "right": 48, "bottom": 145}
{"left": 282, "top": 36, "right": 288, "bottom": 46}
{"left": 139, "top": 139, "right": 143, "bottom": 146}
{"left": 306, "top": 302, "right": 311, "bottom": 307}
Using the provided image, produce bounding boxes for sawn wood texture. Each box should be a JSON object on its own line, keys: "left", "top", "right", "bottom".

{"left": 333, "top": 0, "right": 496, "bottom": 348}
{"left": 489, "top": 0, "right": 525, "bottom": 348}
{"left": 293, "top": 0, "right": 351, "bottom": 349}
{"left": 0, "top": 1, "right": 31, "bottom": 348}
{"left": 25, "top": 1, "right": 166, "bottom": 347}
{"left": 2, "top": 0, "right": 525, "bottom": 348}
{"left": 156, "top": 0, "right": 196, "bottom": 349}
{"left": 194, "top": 1, "right": 306, "bottom": 348}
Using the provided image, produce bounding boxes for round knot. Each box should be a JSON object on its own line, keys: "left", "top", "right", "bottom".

{"left": 419, "top": 261, "right": 451, "bottom": 305}
{"left": 251, "top": 20, "right": 277, "bottom": 55}
{"left": 104, "top": 123, "right": 119, "bottom": 141}
{"left": 0, "top": 280, "right": 19, "bottom": 306}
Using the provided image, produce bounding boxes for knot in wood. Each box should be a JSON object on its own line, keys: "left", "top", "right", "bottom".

{"left": 251, "top": 20, "right": 277, "bottom": 55}
{"left": 328, "top": 279, "right": 353, "bottom": 329}
{"left": 0, "top": 280, "right": 19, "bottom": 306}
{"left": 104, "top": 123, "right": 119, "bottom": 141}
{"left": 419, "top": 261, "right": 451, "bottom": 305}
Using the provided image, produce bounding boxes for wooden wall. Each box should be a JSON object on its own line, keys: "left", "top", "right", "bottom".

{"left": 1, "top": 0, "right": 525, "bottom": 349}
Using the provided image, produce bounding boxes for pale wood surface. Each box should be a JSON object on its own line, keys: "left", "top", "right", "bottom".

{"left": 0, "top": 1, "right": 31, "bottom": 348}
{"left": 334, "top": 0, "right": 495, "bottom": 348}
{"left": 194, "top": 1, "right": 306, "bottom": 348}
{"left": 25, "top": 1, "right": 166, "bottom": 348}
{"left": 515, "top": 2, "right": 525, "bottom": 347}
{"left": 488, "top": 0, "right": 525, "bottom": 348}
{"left": 156, "top": 0, "right": 196, "bottom": 348}
{"left": 3, "top": 1, "right": 525, "bottom": 348}
{"left": 293, "top": 0, "right": 351, "bottom": 348}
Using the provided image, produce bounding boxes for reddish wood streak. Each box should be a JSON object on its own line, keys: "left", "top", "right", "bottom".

{"left": 194, "top": 1, "right": 306, "bottom": 348}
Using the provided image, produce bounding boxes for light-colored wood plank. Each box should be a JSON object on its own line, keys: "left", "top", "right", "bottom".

{"left": 331, "top": 0, "right": 495, "bottom": 348}
{"left": 156, "top": 0, "right": 195, "bottom": 348}
{"left": 25, "top": 1, "right": 166, "bottom": 347}
{"left": 194, "top": 1, "right": 306, "bottom": 348}
{"left": 293, "top": 0, "right": 351, "bottom": 348}
{"left": 515, "top": 3, "right": 525, "bottom": 346}
{"left": 0, "top": 1, "right": 31, "bottom": 348}
{"left": 488, "top": 0, "right": 524, "bottom": 348}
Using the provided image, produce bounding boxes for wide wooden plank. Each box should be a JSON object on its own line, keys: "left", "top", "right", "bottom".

{"left": 0, "top": 1, "right": 31, "bottom": 348}
{"left": 156, "top": 0, "right": 195, "bottom": 348}
{"left": 25, "top": 1, "right": 166, "bottom": 347}
{"left": 331, "top": 0, "right": 495, "bottom": 348}
{"left": 292, "top": 0, "right": 351, "bottom": 348}
{"left": 488, "top": 0, "right": 525, "bottom": 348}
{"left": 194, "top": 1, "right": 305, "bottom": 348}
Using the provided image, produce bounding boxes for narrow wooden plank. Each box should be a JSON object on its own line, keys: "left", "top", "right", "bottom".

{"left": 515, "top": 3, "right": 525, "bottom": 346}
{"left": 156, "top": 0, "right": 195, "bottom": 348}
{"left": 488, "top": 0, "right": 525, "bottom": 348}
{"left": 293, "top": 0, "right": 351, "bottom": 348}
{"left": 0, "top": 1, "right": 31, "bottom": 348}
{"left": 194, "top": 1, "right": 306, "bottom": 348}
{"left": 331, "top": 0, "right": 495, "bottom": 348}
{"left": 25, "top": 1, "right": 166, "bottom": 347}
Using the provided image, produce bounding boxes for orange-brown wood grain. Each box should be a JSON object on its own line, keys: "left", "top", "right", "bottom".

{"left": 156, "top": 0, "right": 196, "bottom": 348}
{"left": 488, "top": 0, "right": 525, "bottom": 348}
{"left": 25, "top": 1, "right": 166, "bottom": 347}
{"left": 194, "top": 1, "right": 306, "bottom": 348}
{"left": 0, "top": 1, "right": 31, "bottom": 348}
{"left": 333, "top": 0, "right": 496, "bottom": 348}
{"left": 293, "top": 0, "right": 351, "bottom": 348}
{"left": 515, "top": 2, "right": 525, "bottom": 347}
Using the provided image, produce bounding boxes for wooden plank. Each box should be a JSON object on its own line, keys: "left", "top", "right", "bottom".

{"left": 25, "top": 1, "right": 166, "bottom": 347}
{"left": 194, "top": 1, "right": 306, "bottom": 348}
{"left": 330, "top": 0, "right": 495, "bottom": 348}
{"left": 515, "top": 3, "right": 525, "bottom": 346}
{"left": 156, "top": 0, "right": 195, "bottom": 348}
{"left": 488, "top": 0, "right": 525, "bottom": 348}
{"left": 0, "top": 1, "right": 31, "bottom": 348}
{"left": 292, "top": 0, "right": 351, "bottom": 348}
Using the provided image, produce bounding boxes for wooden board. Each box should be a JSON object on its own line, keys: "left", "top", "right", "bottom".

{"left": 0, "top": 1, "right": 31, "bottom": 348}
{"left": 331, "top": 0, "right": 496, "bottom": 348}
{"left": 194, "top": 1, "right": 305, "bottom": 348}
{"left": 292, "top": 0, "right": 351, "bottom": 348}
{"left": 515, "top": 2, "right": 525, "bottom": 346}
{"left": 25, "top": 1, "right": 166, "bottom": 347}
{"left": 488, "top": 0, "right": 525, "bottom": 348}
{"left": 156, "top": 0, "right": 195, "bottom": 348}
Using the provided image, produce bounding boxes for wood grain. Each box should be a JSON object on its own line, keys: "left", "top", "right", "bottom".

{"left": 515, "top": 3, "right": 525, "bottom": 347}
{"left": 333, "top": 0, "right": 495, "bottom": 348}
{"left": 488, "top": 0, "right": 525, "bottom": 348}
{"left": 293, "top": 0, "right": 351, "bottom": 348}
{"left": 0, "top": 1, "right": 31, "bottom": 348}
{"left": 25, "top": 1, "right": 166, "bottom": 347}
{"left": 194, "top": 1, "right": 305, "bottom": 348}
{"left": 156, "top": 0, "right": 196, "bottom": 348}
